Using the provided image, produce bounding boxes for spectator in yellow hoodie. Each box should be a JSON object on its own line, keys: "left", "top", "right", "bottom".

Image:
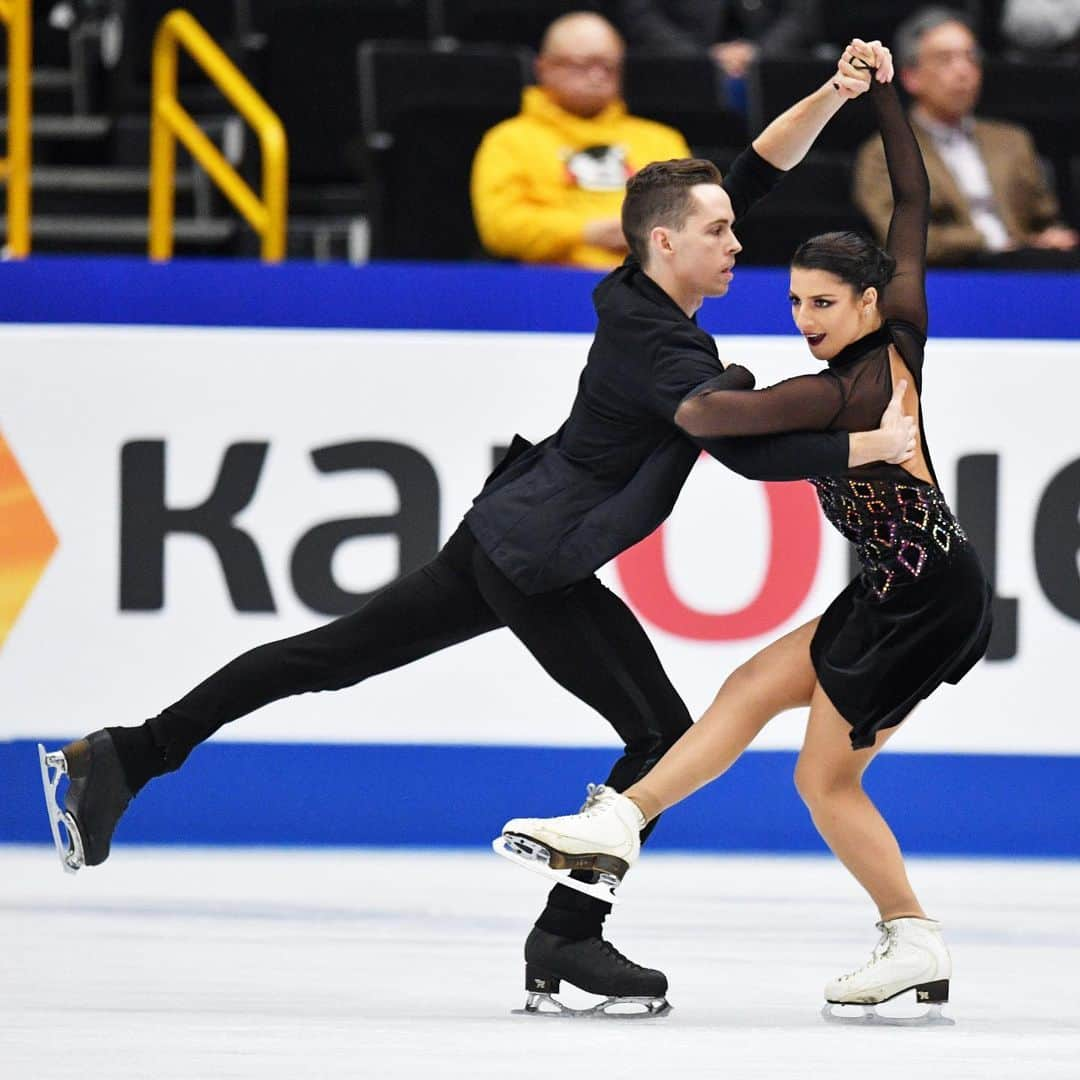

{"left": 471, "top": 11, "right": 691, "bottom": 269}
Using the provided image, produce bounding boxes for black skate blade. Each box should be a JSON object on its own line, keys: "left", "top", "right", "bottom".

{"left": 37, "top": 744, "right": 84, "bottom": 874}
{"left": 491, "top": 837, "right": 622, "bottom": 904}
{"left": 513, "top": 991, "right": 671, "bottom": 1019}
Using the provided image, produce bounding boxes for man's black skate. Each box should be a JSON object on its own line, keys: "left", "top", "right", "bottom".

{"left": 515, "top": 927, "right": 671, "bottom": 1018}
{"left": 38, "top": 730, "right": 133, "bottom": 873}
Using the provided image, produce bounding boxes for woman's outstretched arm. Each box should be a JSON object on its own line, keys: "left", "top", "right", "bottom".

{"left": 871, "top": 76, "right": 930, "bottom": 335}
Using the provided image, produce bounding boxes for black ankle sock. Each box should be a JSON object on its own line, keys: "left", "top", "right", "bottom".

{"left": 534, "top": 883, "right": 610, "bottom": 941}
{"left": 105, "top": 723, "right": 165, "bottom": 795}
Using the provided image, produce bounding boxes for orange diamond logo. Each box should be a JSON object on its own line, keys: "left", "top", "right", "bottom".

{"left": 0, "top": 429, "right": 58, "bottom": 651}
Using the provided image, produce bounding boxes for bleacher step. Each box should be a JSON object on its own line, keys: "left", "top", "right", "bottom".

{"left": 0, "top": 214, "right": 237, "bottom": 254}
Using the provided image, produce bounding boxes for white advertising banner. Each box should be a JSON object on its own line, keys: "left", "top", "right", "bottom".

{"left": 1, "top": 324, "right": 1076, "bottom": 754}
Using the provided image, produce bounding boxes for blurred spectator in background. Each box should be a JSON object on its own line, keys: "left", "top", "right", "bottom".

{"left": 854, "top": 6, "right": 1079, "bottom": 266}
{"left": 1000, "top": 0, "right": 1080, "bottom": 55}
{"left": 614, "top": 0, "right": 822, "bottom": 77}
{"left": 471, "top": 12, "right": 690, "bottom": 269}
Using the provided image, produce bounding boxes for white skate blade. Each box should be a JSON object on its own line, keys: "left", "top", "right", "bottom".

{"left": 513, "top": 991, "right": 671, "bottom": 1019}
{"left": 37, "top": 744, "right": 83, "bottom": 874}
{"left": 491, "top": 836, "right": 622, "bottom": 904}
{"left": 822, "top": 998, "right": 955, "bottom": 1027}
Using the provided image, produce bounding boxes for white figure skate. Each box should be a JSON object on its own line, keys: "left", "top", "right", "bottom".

{"left": 494, "top": 784, "right": 644, "bottom": 903}
{"left": 822, "top": 917, "right": 954, "bottom": 1026}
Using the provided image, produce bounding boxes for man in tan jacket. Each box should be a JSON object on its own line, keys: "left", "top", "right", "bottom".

{"left": 853, "top": 6, "right": 1078, "bottom": 266}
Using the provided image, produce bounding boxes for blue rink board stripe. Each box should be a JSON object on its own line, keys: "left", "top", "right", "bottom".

{"left": 0, "top": 256, "right": 1078, "bottom": 339}
{"left": 2, "top": 740, "right": 1076, "bottom": 857}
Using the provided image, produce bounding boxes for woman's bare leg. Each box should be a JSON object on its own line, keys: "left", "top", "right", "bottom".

{"left": 624, "top": 618, "right": 820, "bottom": 822}
{"left": 793, "top": 684, "right": 923, "bottom": 920}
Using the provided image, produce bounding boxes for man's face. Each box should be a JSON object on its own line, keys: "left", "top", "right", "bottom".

{"left": 661, "top": 184, "right": 742, "bottom": 298}
{"left": 901, "top": 20, "right": 982, "bottom": 124}
{"left": 536, "top": 21, "right": 624, "bottom": 118}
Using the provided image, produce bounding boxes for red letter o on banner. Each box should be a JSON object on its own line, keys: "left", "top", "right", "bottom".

{"left": 614, "top": 481, "right": 822, "bottom": 640}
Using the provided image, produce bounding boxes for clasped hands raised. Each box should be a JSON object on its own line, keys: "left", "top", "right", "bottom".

{"left": 833, "top": 38, "right": 895, "bottom": 100}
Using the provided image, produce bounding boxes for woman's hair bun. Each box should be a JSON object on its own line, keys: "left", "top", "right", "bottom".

{"left": 791, "top": 231, "right": 896, "bottom": 292}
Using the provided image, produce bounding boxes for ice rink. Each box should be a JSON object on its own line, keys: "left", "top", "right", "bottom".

{"left": 3, "top": 845, "right": 1078, "bottom": 1079}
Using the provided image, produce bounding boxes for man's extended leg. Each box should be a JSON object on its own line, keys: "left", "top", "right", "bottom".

{"left": 471, "top": 545, "right": 691, "bottom": 1008}
{"left": 45, "top": 524, "right": 503, "bottom": 868}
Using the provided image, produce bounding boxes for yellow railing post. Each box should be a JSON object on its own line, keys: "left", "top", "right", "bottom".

{"left": 149, "top": 9, "right": 288, "bottom": 262}
{"left": 148, "top": 14, "right": 178, "bottom": 261}
{"left": 0, "top": 0, "right": 32, "bottom": 258}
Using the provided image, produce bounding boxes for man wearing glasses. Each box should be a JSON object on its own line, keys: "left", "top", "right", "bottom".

{"left": 471, "top": 12, "right": 691, "bottom": 268}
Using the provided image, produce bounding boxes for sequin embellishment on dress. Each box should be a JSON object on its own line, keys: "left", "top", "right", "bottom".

{"left": 810, "top": 477, "right": 968, "bottom": 600}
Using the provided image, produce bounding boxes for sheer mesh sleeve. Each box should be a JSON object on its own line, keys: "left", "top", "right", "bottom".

{"left": 675, "top": 368, "right": 844, "bottom": 439}
{"left": 872, "top": 79, "right": 930, "bottom": 344}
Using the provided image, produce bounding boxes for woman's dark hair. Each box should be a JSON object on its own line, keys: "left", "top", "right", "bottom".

{"left": 791, "top": 231, "right": 896, "bottom": 294}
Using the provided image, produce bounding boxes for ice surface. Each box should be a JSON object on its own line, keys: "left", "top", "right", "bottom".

{"left": 2, "top": 846, "right": 1078, "bottom": 1079}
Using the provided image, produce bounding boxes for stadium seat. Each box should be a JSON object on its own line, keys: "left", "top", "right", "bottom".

{"left": 253, "top": 0, "right": 432, "bottom": 184}
{"left": 357, "top": 41, "right": 532, "bottom": 259}
{"left": 704, "top": 149, "right": 866, "bottom": 266}
{"left": 748, "top": 57, "right": 879, "bottom": 153}
{"left": 106, "top": 0, "right": 248, "bottom": 112}
{"left": 979, "top": 59, "right": 1080, "bottom": 181}
{"left": 622, "top": 52, "right": 747, "bottom": 152}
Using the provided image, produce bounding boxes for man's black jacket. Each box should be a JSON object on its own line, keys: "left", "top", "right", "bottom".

{"left": 466, "top": 147, "right": 848, "bottom": 594}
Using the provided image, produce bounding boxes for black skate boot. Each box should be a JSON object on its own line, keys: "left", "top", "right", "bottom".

{"left": 516, "top": 927, "right": 671, "bottom": 1018}
{"left": 38, "top": 730, "right": 133, "bottom": 873}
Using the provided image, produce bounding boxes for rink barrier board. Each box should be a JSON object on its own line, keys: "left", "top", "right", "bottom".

{"left": 2, "top": 257, "right": 1078, "bottom": 857}
{"left": 2, "top": 739, "right": 1078, "bottom": 857}
{"left": 1, "top": 255, "right": 1079, "bottom": 338}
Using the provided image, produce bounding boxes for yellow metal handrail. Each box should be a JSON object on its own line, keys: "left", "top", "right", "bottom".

{"left": 0, "top": 0, "right": 31, "bottom": 258}
{"left": 149, "top": 9, "right": 287, "bottom": 261}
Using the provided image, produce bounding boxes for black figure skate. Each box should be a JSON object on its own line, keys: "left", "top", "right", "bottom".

{"left": 514, "top": 928, "right": 671, "bottom": 1019}
{"left": 38, "top": 730, "right": 132, "bottom": 873}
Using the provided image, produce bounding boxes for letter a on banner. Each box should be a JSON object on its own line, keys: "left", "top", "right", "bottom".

{"left": 615, "top": 482, "right": 820, "bottom": 641}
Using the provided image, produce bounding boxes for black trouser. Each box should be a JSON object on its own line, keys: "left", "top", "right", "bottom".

{"left": 146, "top": 521, "right": 693, "bottom": 939}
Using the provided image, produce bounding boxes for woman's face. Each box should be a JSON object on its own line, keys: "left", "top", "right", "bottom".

{"left": 788, "top": 266, "right": 877, "bottom": 362}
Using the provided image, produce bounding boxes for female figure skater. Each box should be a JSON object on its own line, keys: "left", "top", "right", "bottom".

{"left": 498, "top": 53, "right": 992, "bottom": 1021}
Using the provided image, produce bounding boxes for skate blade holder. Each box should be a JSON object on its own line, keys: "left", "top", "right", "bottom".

{"left": 37, "top": 744, "right": 84, "bottom": 874}
{"left": 492, "top": 833, "right": 625, "bottom": 904}
{"left": 514, "top": 991, "right": 671, "bottom": 1020}
{"left": 822, "top": 980, "right": 955, "bottom": 1027}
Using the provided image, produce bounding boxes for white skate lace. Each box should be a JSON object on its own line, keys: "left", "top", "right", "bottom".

{"left": 836, "top": 922, "right": 896, "bottom": 983}
{"left": 577, "top": 783, "right": 617, "bottom": 817}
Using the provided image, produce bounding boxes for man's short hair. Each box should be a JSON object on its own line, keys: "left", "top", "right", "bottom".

{"left": 622, "top": 158, "right": 723, "bottom": 264}
{"left": 895, "top": 6, "right": 978, "bottom": 69}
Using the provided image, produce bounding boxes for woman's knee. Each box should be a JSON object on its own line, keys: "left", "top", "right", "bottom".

{"left": 793, "top": 755, "right": 862, "bottom": 810}
{"left": 716, "top": 655, "right": 767, "bottom": 707}
{"left": 718, "top": 652, "right": 811, "bottom": 715}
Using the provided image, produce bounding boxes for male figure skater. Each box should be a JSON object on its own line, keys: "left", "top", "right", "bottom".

{"left": 40, "top": 40, "right": 907, "bottom": 1017}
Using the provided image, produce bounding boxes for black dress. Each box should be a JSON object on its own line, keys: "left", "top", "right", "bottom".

{"left": 678, "top": 78, "right": 992, "bottom": 749}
